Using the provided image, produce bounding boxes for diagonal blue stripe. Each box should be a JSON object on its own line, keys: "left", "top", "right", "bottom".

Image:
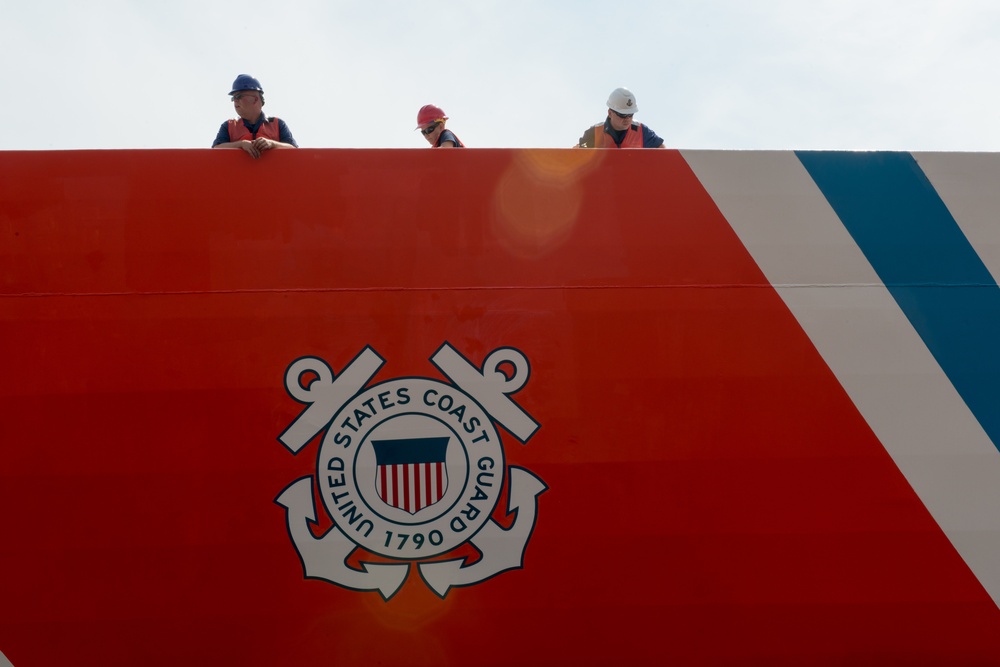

{"left": 797, "top": 151, "right": 1000, "bottom": 453}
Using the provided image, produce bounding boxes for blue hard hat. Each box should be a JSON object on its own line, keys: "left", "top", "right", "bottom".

{"left": 229, "top": 74, "right": 263, "bottom": 95}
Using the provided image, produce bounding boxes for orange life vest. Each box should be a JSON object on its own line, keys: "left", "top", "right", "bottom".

{"left": 591, "top": 122, "right": 645, "bottom": 148}
{"left": 227, "top": 117, "right": 283, "bottom": 142}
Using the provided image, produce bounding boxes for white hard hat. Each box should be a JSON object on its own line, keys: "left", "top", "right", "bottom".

{"left": 607, "top": 87, "right": 638, "bottom": 115}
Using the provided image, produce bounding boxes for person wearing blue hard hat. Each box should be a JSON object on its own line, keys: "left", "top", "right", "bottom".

{"left": 212, "top": 74, "right": 298, "bottom": 158}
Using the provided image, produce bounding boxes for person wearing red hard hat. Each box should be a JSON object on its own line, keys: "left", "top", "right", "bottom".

{"left": 576, "top": 87, "right": 665, "bottom": 149}
{"left": 415, "top": 104, "right": 464, "bottom": 148}
{"left": 212, "top": 74, "right": 298, "bottom": 159}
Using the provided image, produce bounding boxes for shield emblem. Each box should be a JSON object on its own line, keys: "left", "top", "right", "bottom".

{"left": 372, "top": 437, "right": 449, "bottom": 514}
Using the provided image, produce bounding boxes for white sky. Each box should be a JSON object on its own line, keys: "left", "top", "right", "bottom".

{"left": 4, "top": 0, "right": 999, "bottom": 151}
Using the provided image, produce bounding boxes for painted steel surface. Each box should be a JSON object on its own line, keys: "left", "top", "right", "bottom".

{"left": 2, "top": 149, "right": 1000, "bottom": 665}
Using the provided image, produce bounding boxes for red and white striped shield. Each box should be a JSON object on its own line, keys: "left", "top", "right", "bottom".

{"left": 372, "top": 436, "right": 449, "bottom": 514}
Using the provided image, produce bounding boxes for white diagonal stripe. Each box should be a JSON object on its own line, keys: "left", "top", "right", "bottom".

{"left": 683, "top": 149, "right": 1000, "bottom": 608}
{"left": 914, "top": 152, "right": 1000, "bottom": 289}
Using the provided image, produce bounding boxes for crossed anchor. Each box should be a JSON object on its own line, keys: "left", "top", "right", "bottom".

{"left": 275, "top": 344, "right": 546, "bottom": 600}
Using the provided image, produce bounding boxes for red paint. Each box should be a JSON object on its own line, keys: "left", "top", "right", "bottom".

{"left": 1, "top": 149, "right": 999, "bottom": 665}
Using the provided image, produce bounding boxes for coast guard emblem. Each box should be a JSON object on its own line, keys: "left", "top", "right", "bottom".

{"left": 275, "top": 343, "right": 546, "bottom": 600}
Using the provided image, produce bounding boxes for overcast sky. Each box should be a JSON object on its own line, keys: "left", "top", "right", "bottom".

{"left": 4, "top": 0, "right": 999, "bottom": 151}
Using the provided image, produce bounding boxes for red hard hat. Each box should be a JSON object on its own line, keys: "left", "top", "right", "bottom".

{"left": 416, "top": 104, "right": 447, "bottom": 129}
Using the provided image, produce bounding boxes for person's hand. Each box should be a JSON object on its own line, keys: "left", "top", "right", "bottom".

{"left": 238, "top": 139, "right": 261, "bottom": 159}
{"left": 252, "top": 137, "right": 275, "bottom": 153}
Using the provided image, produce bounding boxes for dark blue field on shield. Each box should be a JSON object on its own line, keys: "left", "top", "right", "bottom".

{"left": 372, "top": 437, "right": 449, "bottom": 465}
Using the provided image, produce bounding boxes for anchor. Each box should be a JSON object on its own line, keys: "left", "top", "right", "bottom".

{"left": 418, "top": 467, "right": 547, "bottom": 597}
{"left": 275, "top": 477, "right": 409, "bottom": 600}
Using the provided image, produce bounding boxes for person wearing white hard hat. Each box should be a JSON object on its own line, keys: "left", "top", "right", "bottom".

{"left": 212, "top": 74, "right": 298, "bottom": 159}
{"left": 415, "top": 104, "right": 465, "bottom": 148}
{"left": 576, "top": 87, "right": 665, "bottom": 149}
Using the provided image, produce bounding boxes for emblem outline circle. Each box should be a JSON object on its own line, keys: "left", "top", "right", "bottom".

{"left": 317, "top": 376, "right": 504, "bottom": 560}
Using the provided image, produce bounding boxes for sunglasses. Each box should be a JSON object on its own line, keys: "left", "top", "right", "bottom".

{"left": 421, "top": 122, "right": 441, "bottom": 135}
{"left": 610, "top": 109, "right": 633, "bottom": 119}
{"left": 233, "top": 93, "right": 260, "bottom": 103}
